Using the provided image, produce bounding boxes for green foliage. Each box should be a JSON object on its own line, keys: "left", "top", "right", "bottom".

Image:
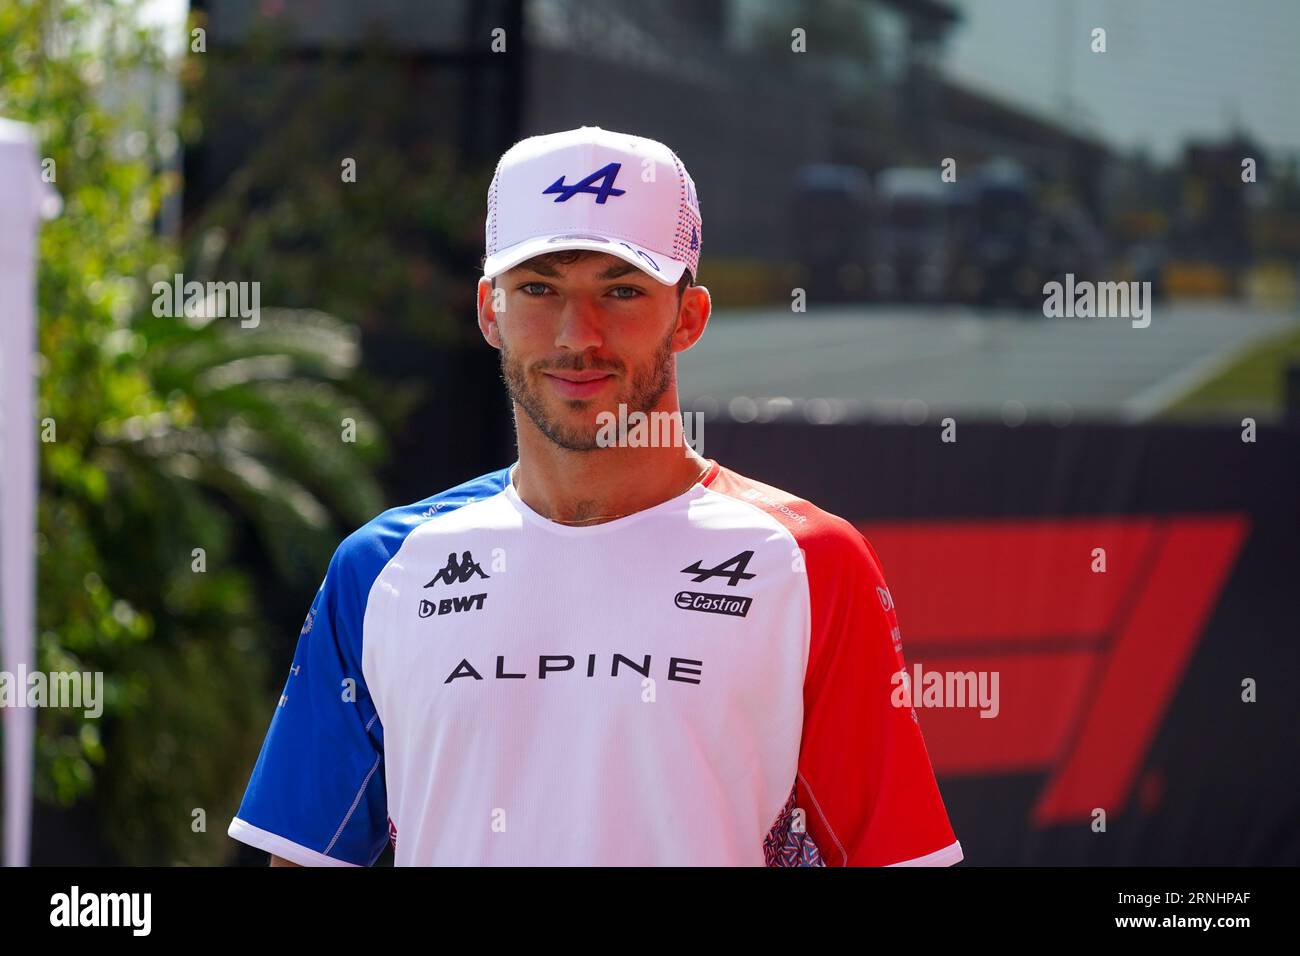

{"left": 183, "top": 15, "right": 490, "bottom": 348}
{"left": 1, "top": 0, "right": 387, "bottom": 864}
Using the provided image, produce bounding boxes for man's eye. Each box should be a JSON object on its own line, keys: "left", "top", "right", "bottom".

{"left": 609, "top": 286, "right": 643, "bottom": 299}
{"left": 520, "top": 282, "right": 550, "bottom": 296}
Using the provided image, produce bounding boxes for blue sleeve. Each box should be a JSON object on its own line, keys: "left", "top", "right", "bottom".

{"left": 229, "top": 539, "right": 389, "bottom": 866}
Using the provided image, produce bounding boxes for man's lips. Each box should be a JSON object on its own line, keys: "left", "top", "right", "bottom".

{"left": 542, "top": 371, "right": 615, "bottom": 400}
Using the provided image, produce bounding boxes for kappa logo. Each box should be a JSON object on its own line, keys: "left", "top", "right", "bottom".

{"left": 680, "top": 550, "right": 756, "bottom": 587}
{"left": 425, "top": 551, "right": 490, "bottom": 588}
{"left": 543, "top": 162, "right": 626, "bottom": 204}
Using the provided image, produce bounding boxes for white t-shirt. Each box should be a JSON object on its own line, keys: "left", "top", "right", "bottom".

{"left": 229, "top": 459, "right": 961, "bottom": 866}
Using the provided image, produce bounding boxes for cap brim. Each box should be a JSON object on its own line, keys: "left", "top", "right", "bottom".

{"left": 483, "top": 234, "right": 687, "bottom": 286}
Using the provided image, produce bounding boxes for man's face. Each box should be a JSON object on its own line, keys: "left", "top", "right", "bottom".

{"left": 478, "top": 252, "right": 706, "bottom": 452}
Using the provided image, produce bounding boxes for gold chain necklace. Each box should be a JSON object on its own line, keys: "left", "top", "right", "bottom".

{"left": 528, "top": 461, "right": 711, "bottom": 526}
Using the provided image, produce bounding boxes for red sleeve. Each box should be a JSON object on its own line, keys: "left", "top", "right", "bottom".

{"left": 795, "top": 521, "right": 962, "bottom": 866}
{"left": 700, "top": 464, "right": 961, "bottom": 867}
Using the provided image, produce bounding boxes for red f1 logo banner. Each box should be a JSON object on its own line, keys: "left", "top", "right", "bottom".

{"left": 858, "top": 515, "right": 1248, "bottom": 826}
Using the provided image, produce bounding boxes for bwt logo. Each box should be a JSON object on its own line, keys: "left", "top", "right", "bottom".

{"left": 419, "top": 593, "right": 487, "bottom": 618}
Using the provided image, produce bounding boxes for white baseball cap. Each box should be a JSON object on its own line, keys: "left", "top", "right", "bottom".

{"left": 483, "top": 126, "right": 701, "bottom": 286}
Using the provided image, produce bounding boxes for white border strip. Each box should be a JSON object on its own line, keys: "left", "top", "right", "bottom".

{"left": 886, "top": 839, "right": 964, "bottom": 867}
{"left": 228, "top": 817, "right": 358, "bottom": 867}
{"left": 1120, "top": 337, "right": 1263, "bottom": 422}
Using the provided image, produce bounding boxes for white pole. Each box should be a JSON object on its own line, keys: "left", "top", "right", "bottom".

{"left": 0, "top": 118, "right": 56, "bottom": 867}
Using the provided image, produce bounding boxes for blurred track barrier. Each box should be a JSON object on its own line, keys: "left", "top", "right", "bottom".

{"left": 1243, "top": 260, "right": 1298, "bottom": 309}
{"left": 1163, "top": 260, "right": 1234, "bottom": 298}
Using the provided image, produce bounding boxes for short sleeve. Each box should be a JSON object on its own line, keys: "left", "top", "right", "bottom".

{"left": 228, "top": 544, "right": 389, "bottom": 866}
{"left": 795, "top": 528, "right": 962, "bottom": 866}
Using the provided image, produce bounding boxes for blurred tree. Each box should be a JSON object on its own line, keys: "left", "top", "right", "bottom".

{"left": 179, "top": 7, "right": 506, "bottom": 507}
{"left": 0, "top": 0, "right": 387, "bottom": 864}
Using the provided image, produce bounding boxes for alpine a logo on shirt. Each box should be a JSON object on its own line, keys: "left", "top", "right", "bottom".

{"left": 680, "top": 550, "right": 756, "bottom": 586}
{"left": 542, "top": 162, "right": 626, "bottom": 203}
{"left": 425, "top": 551, "right": 490, "bottom": 587}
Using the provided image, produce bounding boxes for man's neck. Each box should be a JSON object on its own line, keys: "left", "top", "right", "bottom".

{"left": 512, "top": 419, "right": 710, "bottom": 525}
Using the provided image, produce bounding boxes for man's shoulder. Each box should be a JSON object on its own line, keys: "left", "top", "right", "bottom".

{"left": 333, "top": 465, "right": 513, "bottom": 576}
{"left": 707, "top": 463, "right": 898, "bottom": 627}
{"left": 707, "top": 461, "right": 880, "bottom": 571}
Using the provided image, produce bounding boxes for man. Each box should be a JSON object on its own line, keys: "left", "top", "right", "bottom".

{"left": 228, "top": 126, "right": 962, "bottom": 867}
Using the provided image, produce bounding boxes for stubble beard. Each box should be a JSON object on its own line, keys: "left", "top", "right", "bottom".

{"left": 500, "top": 326, "right": 677, "bottom": 452}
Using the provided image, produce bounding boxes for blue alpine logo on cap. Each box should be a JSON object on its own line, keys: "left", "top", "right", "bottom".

{"left": 543, "top": 162, "right": 626, "bottom": 203}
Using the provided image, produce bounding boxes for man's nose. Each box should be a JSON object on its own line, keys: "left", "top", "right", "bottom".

{"left": 554, "top": 297, "right": 605, "bottom": 352}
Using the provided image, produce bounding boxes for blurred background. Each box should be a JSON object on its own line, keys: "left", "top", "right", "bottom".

{"left": 1, "top": 0, "right": 1296, "bottom": 866}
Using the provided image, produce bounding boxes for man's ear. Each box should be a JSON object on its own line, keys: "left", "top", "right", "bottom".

{"left": 477, "top": 276, "right": 502, "bottom": 350}
{"left": 673, "top": 284, "right": 711, "bottom": 353}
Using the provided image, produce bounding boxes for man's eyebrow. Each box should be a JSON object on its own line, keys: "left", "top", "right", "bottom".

{"left": 517, "top": 260, "right": 561, "bottom": 278}
{"left": 595, "top": 261, "right": 642, "bottom": 280}
{"left": 516, "top": 260, "right": 643, "bottom": 281}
